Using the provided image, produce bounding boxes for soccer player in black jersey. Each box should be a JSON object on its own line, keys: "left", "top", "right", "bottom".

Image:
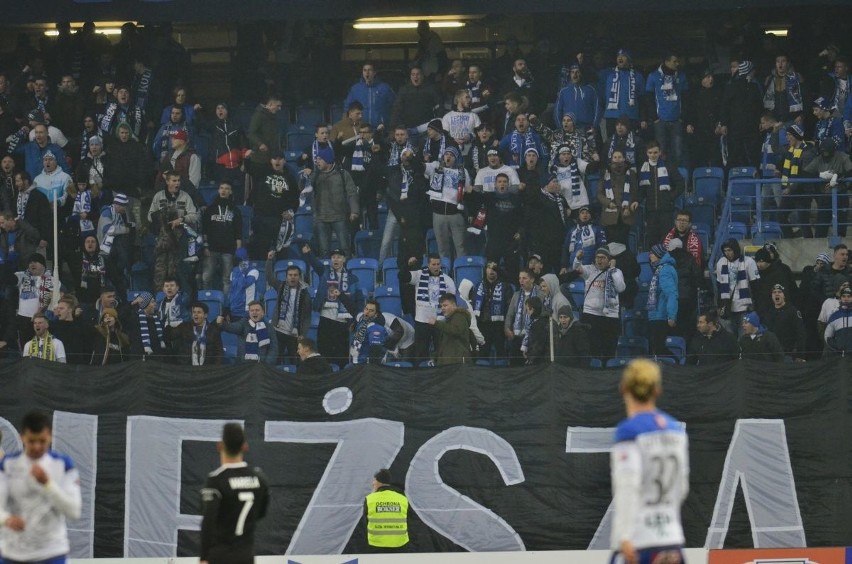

{"left": 200, "top": 423, "right": 270, "bottom": 564}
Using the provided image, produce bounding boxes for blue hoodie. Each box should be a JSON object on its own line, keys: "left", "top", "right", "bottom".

{"left": 646, "top": 66, "right": 688, "bottom": 122}
{"left": 647, "top": 253, "right": 679, "bottom": 322}
{"left": 344, "top": 78, "right": 396, "bottom": 128}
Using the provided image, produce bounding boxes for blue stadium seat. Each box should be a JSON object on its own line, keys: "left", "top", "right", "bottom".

{"left": 589, "top": 358, "right": 603, "bottom": 368}
{"left": 194, "top": 132, "right": 211, "bottom": 164}
{"left": 425, "top": 229, "right": 438, "bottom": 255}
{"left": 454, "top": 256, "right": 486, "bottom": 288}
{"left": 354, "top": 230, "right": 381, "bottom": 260}
{"left": 728, "top": 166, "right": 756, "bottom": 180}
{"left": 606, "top": 358, "right": 630, "bottom": 368}
{"left": 237, "top": 205, "right": 253, "bottom": 244}
{"left": 373, "top": 286, "right": 402, "bottom": 317}
{"left": 264, "top": 288, "right": 277, "bottom": 318}
{"left": 617, "top": 336, "right": 649, "bottom": 358}
{"left": 274, "top": 259, "right": 308, "bottom": 282}
{"left": 725, "top": 222, "right": 748, "bottom": 241}
{"left": 287, "top": 125, "right": 313, "bottom": 153}
{"left": 665, "top": 336, "right": 687, "bottom": 364}
{"left": 347, "top": 258, "right": 379, "bottom": 294}
{"left": 127, "top": 290, "right": 144, "bottom": 304}
{"left": 683, "top": 195, "right": 716, "bottom": 228}
{"left": 381, "top": 258, "right": 400, "bottom": 289}
{"left": 233, "top": 105, "right": 254, "bottom": 130}
{"left": 295, "top": 102, "right": 326, "bottom": 127}
{"left": 248, "top": 261, "right": 267, "bottom": 295}
{"left": 329, "top": 104, "right": 344, "bottom": 124}
{"left": 276, "top": 364, "right": 298, "bottom": 373}
{"left": 221, "top": 331, "right": 238, "bottom": 364}
{"left": 633, "top": 281, "right": 650, "bottom": 310}
{"left": 376, "top": 201, "right": 389, "bottom": 232}
{"left": 622, "top": 309, "right": 647, "bottom": 338}
{"left": 637, "top": 252, "right": 652, "bottom": 283}
{"left": 141, "top": 234, "right": 157, "bottom": 269}
{"left": 751, "top": 221, "right": 783, "bottom": 242}
{"left": 295, "top": 207, "right": 314, "bottom": 238}
{"left": 567, "top": 279, "right": 585, "bottom": 312}
{"left": 130, "top": 262, "right": 151, "bottom": 292}
{"left": 692, "top": 167, "right": 724, "bottom": 205}
{"left": 198, "top": 180, "right": 218, "bottom": 206}
{"left": 384, "top": 360, "right": 414, "bottom": 368}
{"left": 657, "top": 356, "right": 677, "bottom": 365}
{"left": 197, "top": 290, "right": 224, "bottom": 319}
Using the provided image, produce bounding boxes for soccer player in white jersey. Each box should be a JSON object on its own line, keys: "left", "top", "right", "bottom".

{"left": 0, "top": 410, "right": 82, "bottom": 564}
{"left": 610, "top": 359, "right": 689, "bottom": 564}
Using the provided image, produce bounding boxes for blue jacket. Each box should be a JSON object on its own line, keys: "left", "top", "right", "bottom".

{"left": 598, "top": 67, "right": 646, "bottom": 121}
{"left": 647, "top": 254, "right": 679, "bottom": 322}
{"left": 815, "top": 117, "right": 848, "bottom": 152}
{"left": 227, "top": 264, "right": 260, "bottom": 317}
{"left": 16, "top": 142, "right": 70, "bottom": 179}
{"left": 646, "top": 67, "right": 688, "bottom": 122}
{"left": 554, "top": 83, "right": 600, "bottom": 128}
{"left": 352, "top": 319, "right": 388, "bottom": 364}
{"left": 561, "top": 223, "right": 607, "bottom": 268}
{"left": 344, "top": 79, "right": 396, "bottom": 128}
{"left": 498, "top": 130, "right": 546, "bottom": 169}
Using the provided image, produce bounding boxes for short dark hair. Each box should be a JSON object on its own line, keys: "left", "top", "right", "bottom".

{"left": 700, "top": 309, "right": 720, "bottom": 326}
{"left": 347, "top": 101, "right": 363, "bottom": 113}
{"left": 427, "top": 253, "right": 441, "bottom": 262}
{"left": 263, "top": 93, "right": 281, "bottom": 104}
{"left": 297, "top": 336, "right": 317, "bottom": 352}
{"left": 364, "top": 297, "right": 382, "bottom": 315}
{"left": 374, "top": 468, "right": 392, "bottom": 484}
{"left": 675, "top": 209, "right": 691, "bottom": 220}
{"left": 525, "top": 296, "right": 543, "bottom": 317}
{"left": 221, "top": 423, "right": 245, "bottom": 456}
{"left": 247, "top": 300, "right": 264, "bottom": 310}
{"left": 495, "top": 172, "right": 509, "bottom": 181}
{"left": 286, "top": 264, "right": 302, "bottom": 275}
{"left": 190, "top": 301, "right": 209, "bottom": 314}
{"left": 439, "top": 292, "right": 457, "bottom": 305}
{"left": 646, "top": 140, "right": 661, "bottom": 151}
{"left": 163, "top": 277, "right": 179, "bottom": 286}
{"left": 22, "top": 410, "right": 52, "bottom": 434}
{"left": 834, "top": 243, "right": 848, "bottom": 252}
{"left": 14, "top": 170, "right": 31, "bottom": 184}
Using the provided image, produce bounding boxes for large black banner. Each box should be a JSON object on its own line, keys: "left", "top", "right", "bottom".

{"left": 0, "top": 358, "right": 850, "bottom": 557}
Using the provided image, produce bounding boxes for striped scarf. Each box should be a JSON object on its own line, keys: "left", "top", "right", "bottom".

{"left": 717, "top": 259, "right": 751, "bottom": 303}
{"left": 512, "top": 288, "right": 538, "bottom": 334}
{"left": 277, "top": 286, "right": 301, "bottom": 334}
{"left": 325, "top": 268, "right": 351, "bottom": 317}
{"left": 425, "top": 135, "right": 447, "bottom": 163}
{"left": 415, "top": 268, "right": 448, "bottom": 318}
{"left": 473, "top": 280, "right": 506, "bottom": 321}
{"left": 312, "top": 141, "right": 334, "bottom": 166}
{"left": 192, "top": 323, "right": 208, "bottom": 366}
{"left": 387, "top": 141, "right": 414, "bottom": 167}
{"left": 351, "top": 139, "right": 367, "bottom": 171}
{"left": 607, "top": 132, "right": 636, "bottom": 165}
{"left": 647, "top": 261, "right": 661, "bottom": 311}
{"left": 16, "top": 189, "right": 30, "bottom": 220}
{"left": 571, "top": 223, "right": 596, "bottom": 254}
{"left": 184, "top": 224, "right": 203, "bottom": 259}
{"left": 554, "top": 162, "right": 582, "bottom": 199}
{"left": 467, "top": 80, "right": 483, "bottom": 105}
{"left": 99, "top": 207, "right": 124, "bottom": 257}
{"left": 781, "top": 145, "right": 804, "bottom": 185}
{"left": 244, "top": 320, "right": 270, "bottom": 361}
{"left": 275, "top": 219, "right": 295, "bottom": 252}
{"left": 28, "top": 334, "right": 56, "bottom": 360}
{"left": 74, "top": 189, "right": 95, "bottom": 234}
{"left": 763, "top": 71, "right": 803, "bottom": 112}
{"left": 639, "top": 160, "right": 671, "bottom": 191}
{"left": 604, "top": 171, "right": 631, "bottom": 206}
{"left": 607, "top": 67, "right": 636, "bottom": 110}
{"left": 138, "top": 310, "right": 166, "bottom": 355}
{"left": 159, "top": 294, "right": 184, "bottom": 327}
{"left": 542, "top": 188, "right": 567, "bottom": 226}
{"left": 400, "top": 165, "right": 413, "bottom": 200}
{"left": 509, "top": 129, "right": 535, "bottom": 168}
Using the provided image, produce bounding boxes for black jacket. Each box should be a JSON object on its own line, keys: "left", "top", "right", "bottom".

{"left": 298, "top": 354, "right": 333, "bottom": 375}
{"left": 738, "top": 330, "right": 785, "bottom": 362}
{"left": 108, "top": 138, "right": 151, "bottom": 198}
{"left": 525, "top": 314, "right": 554, "bottom": 365}
{"left": 554, "top": 320, "right": 591, "bottom": 367}
{"left": 687, "top": 327, "right": 738, "bottom": 365}
{"left": 202, "top": 197, "right": 243, "bottom": 253}
{"left": 720, "top": 77, "right": 763, "bottom": 140}
{"left": 763, "top": 304, "right": 806, "bottom": 359}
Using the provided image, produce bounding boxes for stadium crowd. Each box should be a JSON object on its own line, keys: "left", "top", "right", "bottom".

{"left": 0, "top": 19, "right": 850, "bottom": 370}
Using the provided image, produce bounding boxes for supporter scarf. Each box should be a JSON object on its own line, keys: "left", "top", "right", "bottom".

{"left": 639, "top": 160, "right": 671, "bottom": 191}
{"left": 138, "top": 310, "right": 166, "bottom": 355}
{"left": 607, "top": 67, "right": 636, "bottom": 110}
{"left": 352, "top": 316, "right": 370, "bottom": 348}
{"left": 509, "top": 129, "right": 535, "bottom": 168}
{"left": 5, "top": 127, "right": 28, "bottom": 155}
{"left": 781, "top": 145, "right": 804, "bottom": 184}
{"left": 134, "top": 69, "right": 152, "bottom": 112}
{"left": 351, "top": 139, "right": 367, "bottom": 172}
{"left": 79, "top": 129, "right": 93, "bottom": 160}
{"left": 541, "top": 188, "right": 568, "bottom": 226}
{"left": 100, "top": 103, "right": 118, "bottom": 134}
{"left": 647, "top": 261, "right": 661, "bottom": 311}
{"left": 604, "top": 170, "right": 631, "bottom": 206}
{"left": 184, "top": 224, "right": 203, "bottom": 259}
{"left": 5, "top": 230, "right": 17, "bottom": 265}
{"left": 192, "top": 323, "right": 208, "bottom": 366}
{"left": 603, "top": 268, "right": 620, "bottom": 316}
{"left": 571, "top": 223, "right": 595, "bottom": 253}
{"left": 415, "top": 268, "right": 448, "bottom": 317}
{"left": 657, "top": 65, "right": 680, "bottom": 102}
{"left": 159, "top": 293, "right": 184, "bottom": 326}
{"left": 158, "top": 124, "right": 183, "bottom": 160}
{"left": 815, "top": 117, "right": 842, "bottom": 146}
{"left": 555, "top": 162, "right": 582, "bottom": 199}
{"left": 387, "top": 141, "right": 414, "bottom": 167}
{"left": 312, "top": 140, "right": 334, "bottom": 166}
{"left": 467, "top": 80, "right": 483, "bottom": 104}
{"left": 326, "top": 268, "right": 351, "bottom": 316}
{"left": 99, "top": 207, "right": 123, "bottom": 257}
{"left": 400, "top": 165, "right": 413, "bottom": 200}
{"left": 276, "top": 219, "right": 295, "bottom": 252}
{"left": 19, "top": 271, "right": 53, "bottom": 310}
{"left": 245, "top": 319, "right": 270, "bottom": 361}
{"left": 763, "top": 71, "right": 803, "bottom": 112}
{"left": 513, "top": 287, "right": 539, "bottom": 334}
{"left": 28, "top": 334, "right": 56, "bottom": 360}
{"left": 473, "top": 280, "right": 505, "bottom": 321}
{"left": 74, "top": 189, "right": 95, "bottom": 234}
{"left": 608, "top": 132, "right": 636, "bottom": 165}
{"left": 16, "top": 189, "right": 30, "bottom": 220}
{"left": 277, "top": 286, "right": 301, "bottom": 333}
{"left": 80, "top": 252, "right": 106, "bottom": 290}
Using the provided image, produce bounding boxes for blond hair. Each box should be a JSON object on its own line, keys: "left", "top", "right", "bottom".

{"left": 621, "top": 358, "right": 661, "bottom": 403}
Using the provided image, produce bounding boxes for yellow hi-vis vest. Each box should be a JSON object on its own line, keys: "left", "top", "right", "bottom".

{"left": 366, "top": 489, "right": 409, "bottom": 548}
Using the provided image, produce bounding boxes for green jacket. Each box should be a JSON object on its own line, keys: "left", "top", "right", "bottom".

{"left": 434, "top": 309, "right": 472, "bottom": 366}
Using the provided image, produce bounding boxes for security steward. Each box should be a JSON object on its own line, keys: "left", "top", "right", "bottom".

{"left": 364, "top": 468, "right": 409, "bottom": 552}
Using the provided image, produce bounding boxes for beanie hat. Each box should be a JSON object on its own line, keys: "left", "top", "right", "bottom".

{"left": 816, "top": 252, "right": 832, "bottom": 265}
{"left": 563, "top": 112, "right": 577, "bottom": 123}
{"left": 42, "top": 150, "right": 56, "bottom": 160}
{"left": 813, "top": 96, "right": 834, "bottom": 111}
{"left": 754, "top": 248, "right": 772, "bottom": 263}
{"left": 788, "top": 124, "right": 804, "bottom": 139}
{"left": 235, "top": 247, "right": 249, "bottom": 261}
{"left": 666, "top": 237, "right": 683, "bottom": 251}
{"left": 427, "top": 118, "right": 444, "bottom": 133}
{"left": 88, "top": 135, "right": 103, "bottom": 146}
{"left": 524, "top": 147, "right": 539, "bottom": 157}
{"left": 443, "top": 146, "right": 461, "bottom": 162}
{"left": 557, "top": 144, "right": 572, "bottom": 155}
{"left": 27, "top": 109, "right": 46, "bottom": 123}
{"left": 558, "top": 305, "right": 573, "bottom": 318}
{"left": 595, "top": 247, "right": 612, "bottom": 259}
{"left": 737, "top": 61, "right": 754, "bottom": 76}
{"left": 841, "top": 287, "right": 852, "bottom": 297}
{"left": 316, "top": 145, "right": 335, "bottom": 164}
{"left": 743, "top": 311, "right": 761, "bottom": 328}
{"left": 374, "top": 469, "right": 392, "bottom": 485}
{"left": 137, "top": 292, "right": 154, "bottom": 309}
{"left": 650, "top": 244, "right": 666, "bottom": 259}
{"left": 113, "top": 193, "right": 129, "bottom": 206}
{"left": 771, "top": 284, "right": 786, "bottom": 296}
{"left": 171, "top": 129, "right": 188, "bottom": 142}
{"left": 617, "top": 48, "right": 632, "bottom": 60}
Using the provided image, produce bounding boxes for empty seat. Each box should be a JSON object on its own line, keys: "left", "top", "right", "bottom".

{"left": 197, "top": 289, "right": 225, "bottom": 319}
{"left": 354, "top": 230, "right": 381, "bottom": 260}
{"left": 751, "top": 221, "right": 783, "bottom": 242}
{"left": 665, "top": 336, "right": 687, "bottom": 364}
{"left": 381, "top": 257, "right": 400, "bottom": 289}
{"left": 616, "top": 336, "right": 649, "bottom": 358}
{"left": 295, "top": 103, "right": 326, "bottom": 127}
{"left": 347, "top": 257, "right": 379, "bottom": 294}
{"left": 454, "top": 256, "right": 486, "bottom": 288}
{"left": 374, "top": 286, "right": 402, "bottom": 317}
{"left": 692, "top": 167, "right": 724, "bottom": 205}
{"left": 286, "top": 125, "right": 313, "bottom": 153}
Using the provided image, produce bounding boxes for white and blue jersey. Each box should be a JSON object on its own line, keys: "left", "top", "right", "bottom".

{"left": 610, "top": 410, "right": 689, "bottom": 552}
{"left": 0, "top": 449, "right": 82, "bottom": 562}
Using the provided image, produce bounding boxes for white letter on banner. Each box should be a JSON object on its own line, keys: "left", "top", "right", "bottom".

{"left": 0, "top": 416, "right": 22, "bottom": 455}
{"left": 265, "top": 418, "right": 405, "bottom": 555}
{"left": 405, "top": 426, "right": 526, "bottom": 552}
{"left": 124, "top": 416, "right": 240, "bottom": 557}
{"left": 566, "top": 426, "right": 616, "bottom": 549}
{"left": 52, "top": 411, "right": 98, "bottom": 558}
{"left": 705, "top": 419, "right": 806, "bottom": 548}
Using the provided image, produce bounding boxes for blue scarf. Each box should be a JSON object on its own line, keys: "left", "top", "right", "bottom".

{"left": 244, "top": 319, "right": 270, "bottom": 361}
{"left": 604, "top": 170, "right": 631, "bottom": 205}
{"left": 138, "top": 310, "right": 166, "bottom": 355}
{"left": 607, "top": 132, "right": 636, "bottom": 165}
{"left": 192, "top": 322, "right": 208, "bottom": 366}
{"left": 184, "top": 224, "right": 203, "bottom": 260}
{"left": 158, "top": 293, "right": 184, "bottom": 326}
{"left": 603, "top": 269, "right": 619, "bottom": 316}
{"left": 646, "top": 262, "right": 661, "bottom": 311}
{"left": 277, "top": 285, "right": 302, "bottom": 332}
{"left": 607, "top": 67, "right": 636, "bottom": 110}
{"left": 509, "top": 129, "right": 535, "bottom": 168}
{"left": 351, "top": 139, "right": 367, "bottom": 171}
{"left": 473, "top": 280, "right": 506, "bottom": 321}
{"left": 763, "top": 71, "right": 803, "bottom": 113}
{"left": 415, "top": 268, "right": 448, "bottom": 317}
{"left": 815, "top": 117, "right": 842, "bottom": 147}
{"left": 387, "top": 141, "right": 414, "bottom": 167}
{"left": 555, "top": 161, "right": 581, "bottom": 199}
{"left": 542, "top": 188, "right": 568, "bottom": 226}
{"left": 276, "top": 219, "right": 295, "bottom": 252}
{"left": 467, "top": 80, "right": 483, "bottom": 104}
{"left": 571, "top": 223, "right": 595, "bottom": 254}
{"left": 512, "top": 287, "right": 538, "bottom": 334}
{"left": 639, "top": 160, "right": 671, "bottom": 191}
{"left": 324, "top": 268, "right": 351, "bottom": 316}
